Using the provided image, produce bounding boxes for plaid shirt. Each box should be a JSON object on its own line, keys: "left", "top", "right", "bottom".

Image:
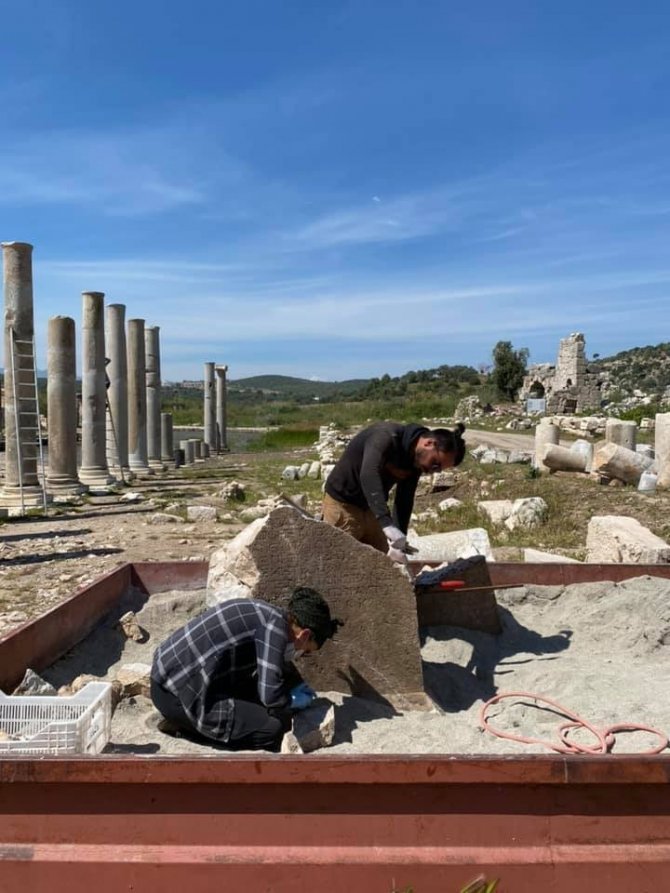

{"left": 151, "top": 598, "right": 291, "bottom": 742}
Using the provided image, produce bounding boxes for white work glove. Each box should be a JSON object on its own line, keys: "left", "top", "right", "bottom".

{"left": 382, "top": 525, "right": 407, "bottom": 551}
{"left": 387, "top": 545, "right": 409, "bottom": 567}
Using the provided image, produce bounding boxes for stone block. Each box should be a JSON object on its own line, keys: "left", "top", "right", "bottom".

{"left": 479, "top": 448, "right": 499, "bottom": 464}
{"left": 586, "top": 515, "right": 670, "bottom": 563}
{"left": 438, "top": 497, "right": 463, "bottom": 511}
{"left": 477, "top": 499, "right": 514, "bottom": 525}
{"left": 541, "top": 444, "right": 587, "bottom": 473}
{"left": 207, "top": 506, "right": 429, "bottom": 709}
{"left": 657, "top": 413, "right": 670, "bottom": 489}
{"left": 148, "top": 512, "right": 184, "bottom": 525}
{"left": 281, "top": 466, "right": 300, "bottom": 480}
{"left": 297, "top": 462, "right": 311, "bottom": 479}
{"left": 426, "top": 471, "right": 456, "bottom": 493}
{"left": 406, "top": 528, "right": 493, "bottom": 562}
{"left": 307, "top": 461, "right": 321, "bottom": 479}
{"left": 523, "top": 549, "right": 581, "bottom": 563}
{"left": 505, "top": 497, "right": 549, "bottom": 531}
{"left": 13, "top": 669, "right": 57, "bottom": 696}
{"left": 186, "top": 505, "right": 218, "bottom": 523}
{"left": 116, "top": 611, "right": 147, "bottom": 642}
{"left": 592, "top": 442, "right": 653, "bottom": 485}
{"left": 291, "top": 701, "right": 336, "bottom": 752}
{"left": 115, "top": 662, "right": 152, "bottom": 698}
{"left": 570, "top": 439, "right": 594, "bottom": 472}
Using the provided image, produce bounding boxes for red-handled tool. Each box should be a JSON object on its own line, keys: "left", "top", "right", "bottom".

{"left": 438, "top": 580, "right": 525, "bottom": 593}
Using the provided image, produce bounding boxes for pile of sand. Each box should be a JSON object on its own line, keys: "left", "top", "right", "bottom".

{"left": 43, "top": 576, "right": 670, "bottom": 756}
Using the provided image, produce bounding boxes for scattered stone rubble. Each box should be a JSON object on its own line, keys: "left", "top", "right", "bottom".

{"left": 314, "top": 424, "right": 351, "bottom": 463}
{"left": 470, "top": 444, "right": 533, "bottom": 465}
{"left": 217, "top": 480, "right": 246, "bottom": 501}
{"left": 477, "top": 497, "right": 548, "bottom": 531}
{"left": 282, "top": 461, "right": 323, "bottom": 481}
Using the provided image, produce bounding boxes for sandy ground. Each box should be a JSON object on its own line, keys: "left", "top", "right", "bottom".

{"left": 41, "top": 577, "right": 670, "bottom": 757}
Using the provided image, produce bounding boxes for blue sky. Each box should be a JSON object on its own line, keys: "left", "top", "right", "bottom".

{"left": 3, "top": 1, "right": 670, "bottom": 382}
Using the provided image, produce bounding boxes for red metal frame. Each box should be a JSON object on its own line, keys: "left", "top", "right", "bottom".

{"left": 1, "top": 561, "right": 669, "bottom": 891}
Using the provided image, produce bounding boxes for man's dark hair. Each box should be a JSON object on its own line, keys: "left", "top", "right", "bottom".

{"left": 288, "top": 587, "right": 344, "bottom": 647}
{"left": 430, "top": 422, "right": 466, "bottom": 466}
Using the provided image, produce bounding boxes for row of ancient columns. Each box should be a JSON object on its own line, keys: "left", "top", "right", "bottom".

{"left": 203, "top": 361, "right": 229, "bottom": 453}
{"left": 1, "top": 242, "right": 175, "bottom": 507}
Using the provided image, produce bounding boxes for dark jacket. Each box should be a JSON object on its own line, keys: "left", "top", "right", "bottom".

{"left": 324, "top": 422, "right": 428, "bottom": 532}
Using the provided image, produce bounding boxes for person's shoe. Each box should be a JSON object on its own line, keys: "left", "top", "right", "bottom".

{"left": 156, "top": 717, "right": 183, "bottom": 737}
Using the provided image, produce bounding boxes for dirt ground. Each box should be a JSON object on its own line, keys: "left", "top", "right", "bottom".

{"left": 0, "top": 460, "right": 246, "bottom": 637}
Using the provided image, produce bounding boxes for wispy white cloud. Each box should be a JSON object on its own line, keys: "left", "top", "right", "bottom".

{"left": 0, "top": 125, "right": 215, "bottom": 215}
{"left": 286, "top": 187, "right": 473, "bottom": 248}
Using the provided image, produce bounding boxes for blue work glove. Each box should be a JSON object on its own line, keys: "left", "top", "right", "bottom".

{"left": 290, "top": 682, "right": 316, "bottom": 711}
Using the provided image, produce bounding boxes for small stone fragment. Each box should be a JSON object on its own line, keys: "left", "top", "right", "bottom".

{"left": 292, "top": 703, "right": 336, "bottom": 753}
{"left": 115, "top": 663, "right": 152, "bottom": 698}
{"left": 148, "top": 512, "right": 184, "bottom": 525}
{"left": 186, "top": 505, "right": 218, "bottom": 523}
{"left": 117, "top": 611, "right": 147, "bottom": 643}
{"left": 12, "top": 669, "right": 57, "bottom": 697}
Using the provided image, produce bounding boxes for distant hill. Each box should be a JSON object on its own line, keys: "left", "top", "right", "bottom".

{"left": 230, "top": 374, "right": 369, "bottom": 401}
{"left": 592, "top": 342, "right": 670, "bottom": 397}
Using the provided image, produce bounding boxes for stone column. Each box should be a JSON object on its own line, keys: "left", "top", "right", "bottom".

{"left": 592, "top": 442, "right": 652, "bottom": 485}
{"left": 0, "top": 242, "right": 45, "bottom": 510}
{"left": 161, "top": 412, "right": 174, "bottom": 463}
{"left": 215, "top": 364, "right": 229, "bottom": 451}
{"left": 127, "top": 318, "right": 152, "bottom": 476}
{"left": 105, "top": 303, "right": 129, "bottom": 477}
{"left": 533, "top": 419, "right": 559, "bottom": 471}
{"left": 79, "top": 292, "right": 114, "bottom": 489}
{"left": 46, "top": 316, "right": 84, "bottom": 495}
{"left": 605, "top": 419, "right": 637, "bottom": 452}
{"left": 541, "top": 444, "right": 587, "bottom": 473}
{"left": 180, "top": 438, "right": 195, "bottom": 465}
{"left": 145, "top": 325, "right": 164, "bottom": 470}
{"left": 203, "top": 361, "right": 216, "bottom": 452}
{"left": 656, "top": 413, "right": 670, "bottom": 489}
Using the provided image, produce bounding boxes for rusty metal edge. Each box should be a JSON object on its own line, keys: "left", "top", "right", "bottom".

{"left": 1, "top": 754, "right": 669, "bottom": 785}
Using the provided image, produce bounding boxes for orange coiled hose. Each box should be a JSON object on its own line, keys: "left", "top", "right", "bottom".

{"left": 479, "top": 691, "right": 669, "bottom": 755}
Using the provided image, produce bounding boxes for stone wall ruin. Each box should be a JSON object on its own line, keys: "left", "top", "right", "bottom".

{"left": 520, "top": 332, "right": 601, "bottom": 414}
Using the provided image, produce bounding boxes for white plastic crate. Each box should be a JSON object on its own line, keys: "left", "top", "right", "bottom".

{"left": 0, "top": 682, "right": 112, "bottom": 755}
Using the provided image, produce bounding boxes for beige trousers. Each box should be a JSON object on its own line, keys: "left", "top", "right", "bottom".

{"left": 321, "top": 492, "right": 388, "bottom": 552}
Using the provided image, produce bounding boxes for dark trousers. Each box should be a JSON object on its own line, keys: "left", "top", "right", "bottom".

{"left": 150, "top": 677, "right": 290, "bottom": 752}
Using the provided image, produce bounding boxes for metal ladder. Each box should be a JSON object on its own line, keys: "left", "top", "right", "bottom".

{"left": 105, "top": 397, "right": 125, "bottom": 484}
{"left": 8, "top": 328, "right": 48, "bottom": 513}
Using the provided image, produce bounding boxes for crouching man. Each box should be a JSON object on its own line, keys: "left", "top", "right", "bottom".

{"left": 150, "top": 587, "right": 342, "bottom": 752}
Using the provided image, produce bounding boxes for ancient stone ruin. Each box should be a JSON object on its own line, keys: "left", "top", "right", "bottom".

{"left": 520, "top": 332, "right": 601, "bottom": 414}
{"left": 0, "top": 239, "right": 230, "bottom": 513}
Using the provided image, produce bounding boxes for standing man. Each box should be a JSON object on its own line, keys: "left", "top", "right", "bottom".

{"left": 150, "top": 587, "right": 342, "bottom": 752}
{"left": 323, "top": 421, "right": 466, "bottom": 561}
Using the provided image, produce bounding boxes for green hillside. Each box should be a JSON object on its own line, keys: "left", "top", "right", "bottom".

{"left": 229, "top": 374, "right": 369, "bottom": 401}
